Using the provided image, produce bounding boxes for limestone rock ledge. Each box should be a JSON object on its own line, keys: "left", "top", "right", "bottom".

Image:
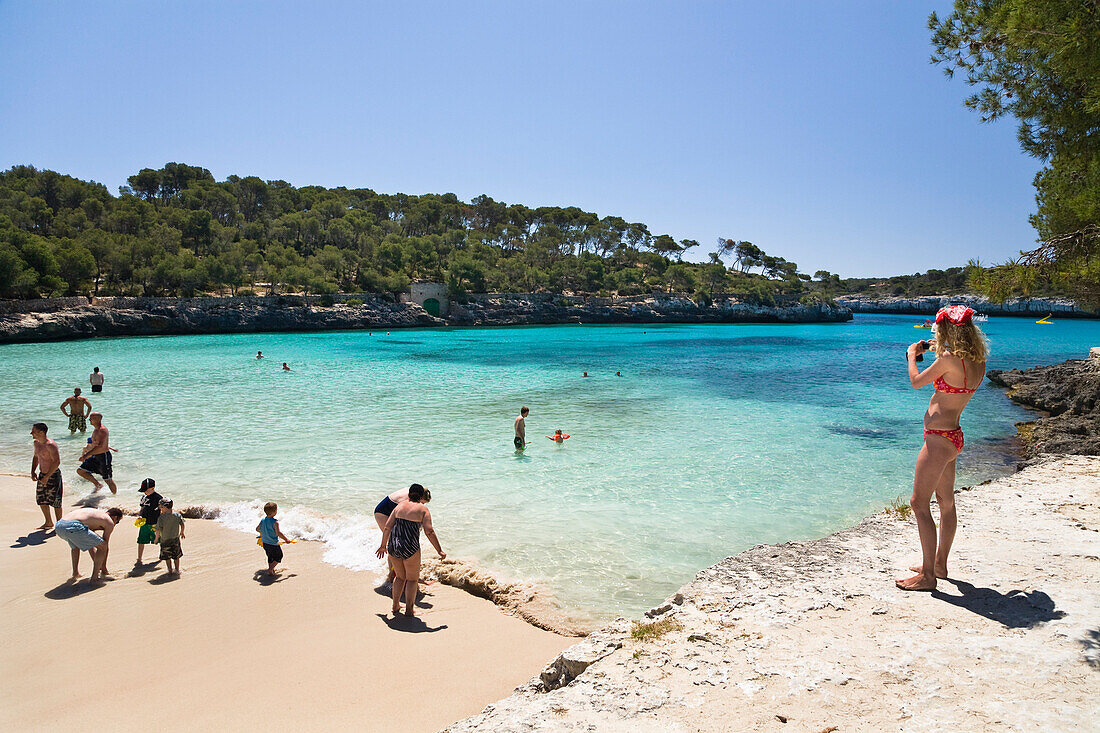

{"left": 834, "top": 294, "right": 1094, "bottom": 317}
{"left": 987, "top": 357, "right": 1100, "bottom": 458}
{"left": 445, "top": 456, "right": 1100, "bottom": 732}
{"left": 0, "top": 294, "right": 851, "bottom": 344}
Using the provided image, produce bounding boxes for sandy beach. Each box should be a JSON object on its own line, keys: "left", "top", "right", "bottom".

{"left": 0, "top": 472, "right": 571, "bottom": 733}
{"left": 449, "top": 455, "right": 1100, "bottom": 731}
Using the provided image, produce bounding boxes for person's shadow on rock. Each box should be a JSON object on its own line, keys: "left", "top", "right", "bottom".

{"left": 253, "top": 570, "right": 297, "bottom": 586}
{"left": 375, "top": 613, "right": 446, "bottom": 633}
{"left": 932, "top": 580, "right": 1067, "bottom": 628}
{"left": 11, "top": 529, "right": 52, "bottom": 548}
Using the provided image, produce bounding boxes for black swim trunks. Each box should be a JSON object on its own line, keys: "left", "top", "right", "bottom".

{"left": 374, "top": 496, "right": 398, "bottom": 516}
{"left": 514, "top": 436, "right": 524, "bottom": 449}
{"left": 159, "top": 537, "right": 183, "bottom": 561}
{"left": 91, "top": 384, "right": 102, "bottom": 393}
{"left": 263, "top": 542, "right": 283, "bottom": 564}
{"left": 36, "top": 470, "right": 63, "bottom": 508}
{"left": 79, "top": 451, "right": 112, "bottom": 479}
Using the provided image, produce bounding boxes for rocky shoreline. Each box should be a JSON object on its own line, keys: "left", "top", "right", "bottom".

{"left": 834, "top": 294, "right": 1095, "bottom": 318}
{"left": 446, "top": 455, "right": 1100, "bottom": 732}
{"left": 0, "top": 293, "right": 851, "bottom": 344}
{"left": 987, "top": 355, "right": 1100, "bottom": 459}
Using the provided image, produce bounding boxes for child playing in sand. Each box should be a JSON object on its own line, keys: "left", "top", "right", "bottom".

{"left": 257, "top": 502, "right": 291, "bottom": 576}
{"left": 546, "top": 429, "right": 570, "bottom": 443}
{"left": 154, "top": 498, "right": 185, "bottom": 575}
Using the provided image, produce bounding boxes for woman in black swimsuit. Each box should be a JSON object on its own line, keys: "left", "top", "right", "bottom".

{"left": 375, "top": 484, "right": 445, "bottom": 617}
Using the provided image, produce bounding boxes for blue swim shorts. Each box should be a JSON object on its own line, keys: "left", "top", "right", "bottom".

{"left": 54, "top": 519, "right": 104, "bottom": 551}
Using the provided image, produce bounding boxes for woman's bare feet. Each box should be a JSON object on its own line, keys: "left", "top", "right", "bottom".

{"left": 910, "top": 563, "right": 949, "bottom": 578}
{"left": 391, "top": 604, "right": 402, "bottom": 616}
{"left": 68, "top": 573, "right": 83, "bottom": 582}
{"left": 403, "top": 608, "right": 417, "bottom": 617}
{"left": 896, "top": 573, "right": 936, "bottom": 591}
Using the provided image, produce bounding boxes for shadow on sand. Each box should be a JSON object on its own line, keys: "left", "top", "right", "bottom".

{"left": 1080, "top": 627, "right": 1100, "bottom": 669}
{"left": 372, "top": 583, "right": 432, "bottom": 609}
{"left": 72, "top": 493, "right": 109, "bottom": 508}
{"left": 127, "top": 560, "right": 161, "bottom": 578}
{"left": 149, "top": 572, "right": 180, "bottom": 585}
{"left": 932, "top": 580, "right": 1067, "bottom": 628}
{"left": 253, "top": 570, "right": 297, "bottom": 586}
{"left": 375, "top": 613, "right": 447, "bottom": 633}
{"left": 11, "top": 528, "right": 53, "bottom": 548}
{"left": 44, "top": 577, "right": 111, "bottom": 599}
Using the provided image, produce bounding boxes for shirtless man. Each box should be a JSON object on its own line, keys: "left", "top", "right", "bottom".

{"left": 77, "top": 413, "right": 118, "bottom": 494}
{"left": 61, "top": 388, "right": 92, "bottom": 434}
{"left": 54, "top": 506, "right": 124, "bottom": 582}
{"left": 31, "top": 422, "right": 63, "bottom": 530}
{"left": 514, "top": 406, "right": 529, "bottom": 451}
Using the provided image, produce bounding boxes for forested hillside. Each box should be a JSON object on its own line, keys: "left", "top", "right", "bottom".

{"left": 0, "top": 164, "right": 816, "bottom": 304}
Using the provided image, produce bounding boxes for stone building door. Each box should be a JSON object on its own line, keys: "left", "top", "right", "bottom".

{"left": 422, "top": 298, "right": 441, "bottom": 316}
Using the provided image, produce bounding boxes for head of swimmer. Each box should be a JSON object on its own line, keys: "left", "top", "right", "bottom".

{"left": 31, "top": 422, "right": 48, "bottom": 442}
{"left": 408, "top": 483, "right": 431, "bottom": 504}
{"left": 88, "top": 412, "right": 102, "bottom": 427}
{"left": 73, "top": 387, "right": 81, "bottom": 396}
{"left": 520, "top": 406, "right": 529, "bottom": 417}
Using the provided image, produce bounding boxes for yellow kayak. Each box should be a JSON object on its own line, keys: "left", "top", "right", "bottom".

{"left": 1036, "top": 314, "right": 1054, "bottom": 324}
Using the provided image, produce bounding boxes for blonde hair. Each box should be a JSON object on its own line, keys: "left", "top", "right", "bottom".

{"left": 935, "top": 319, "right": 989, "bottom": 363}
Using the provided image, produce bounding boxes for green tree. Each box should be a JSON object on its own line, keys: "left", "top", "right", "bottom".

{"left": 931, "top": 1, "right": 1100, "bottom": 305}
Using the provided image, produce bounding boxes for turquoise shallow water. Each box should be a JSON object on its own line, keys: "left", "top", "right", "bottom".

{"left": 1, "top": 314, "right": 1098, "bottom": 621}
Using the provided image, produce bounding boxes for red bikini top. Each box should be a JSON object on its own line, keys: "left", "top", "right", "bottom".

{"left": 934, "top": 369, "right": 975, "bottom": 394}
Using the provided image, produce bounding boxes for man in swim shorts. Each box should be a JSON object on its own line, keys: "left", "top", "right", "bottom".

{"left": 54, "top": 506, "right": 123, "bottom": 582}
{"left": 31, "top": 422, "right": 63, "bottom": 530}
{"left": 77, "top": 412, "right": 118, "bottom": 494}
{"left": 89, "top": 367, "right": 105, "bottom": 393}
{"left": 61, "top": 387, "right": 92, "bottom": 434}
{"left": 514, "top": 406, "right": 529, "bottom": 450}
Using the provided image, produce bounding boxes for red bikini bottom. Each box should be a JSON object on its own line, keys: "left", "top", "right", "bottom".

{"left": 925, "top": 428, "right": 964, "bottom": 452}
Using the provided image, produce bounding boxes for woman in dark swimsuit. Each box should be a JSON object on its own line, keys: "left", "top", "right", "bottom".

{"left": 898, "top": 305, "right": 988, "bottom": 591}
{"left": 375, "top": 483, "right": 445, "bottom": 616}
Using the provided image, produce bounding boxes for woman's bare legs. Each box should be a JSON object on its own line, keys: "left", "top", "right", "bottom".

{"left": 376, "top": 512, "right": 397, "bottom": 585}
{"left": 390, "top": 556, "right": 406, "bottom": 615}
{"left": 399, "top": 551, "right": 421, "bottom": 616}
{"left": 911, "top": 457, "right": 957, "bottom": 578}
{"left": 897, "top": 436, "right": 956, "bottom": 590}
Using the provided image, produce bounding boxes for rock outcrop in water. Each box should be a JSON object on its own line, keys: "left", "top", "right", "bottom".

{"left": 987, "top": 354, "right": 1100, "bottom": 458}
{"left": 834, "top": 294, "right": 1094, "bottom": 317}
{"left": 0, "top": 293, "right": 851, "bottom": 344}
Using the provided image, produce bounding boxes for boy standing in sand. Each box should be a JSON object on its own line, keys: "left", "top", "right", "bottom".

{"left": 31, "top": 422, "right": 63, "bottom": 530}
{"left": 514, "top": 406, "right": 529, "bottom": 450}
{"left": 155, "top": 498, "right": 185, "bottom": 575}
{"left": 257, "top": 502, "right": 291, "bottom": 575}
{"left": 136, "top": 478, "right": 163, "bottom": 564}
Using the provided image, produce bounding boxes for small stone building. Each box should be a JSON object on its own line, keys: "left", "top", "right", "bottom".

{"left": 403, "top": 281, "right": 448, "bottom": 317}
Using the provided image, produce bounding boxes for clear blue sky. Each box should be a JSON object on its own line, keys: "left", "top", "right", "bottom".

{"left": 0, "top": 1, "right": 1039, "bottom": 277}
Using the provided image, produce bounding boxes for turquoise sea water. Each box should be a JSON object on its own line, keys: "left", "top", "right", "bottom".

{"left": 2, "top": 314, "right": 1098, "bottom": 621}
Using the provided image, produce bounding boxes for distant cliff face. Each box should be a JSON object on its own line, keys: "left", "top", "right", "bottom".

{"left": 834, "top": 294, "right": 1094, "bottom": 317}
{"left": 0, "top": 293, "right": 851, "bottom": 344}
{"left": 987, "top": 356, "right": 1100, "bottom": 458}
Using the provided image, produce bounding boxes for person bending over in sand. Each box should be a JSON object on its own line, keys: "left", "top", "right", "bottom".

{"left": 897, "top": 305, "right": 987, "bottom": 592}
{"left": 31, "top": 422, "right": 63, "bottom": 530}
{"left": 374, "top": 484, "right": 425, "bottom": 586}
{"left": 376, "top": 484, "right": 444, "bottom": 617}
{"left": 514, "top": 406, "right": 529, "bottom": 451}
{"left": 54, "top": 506, "right": 124, "bottom": 582}
{"left": 61, "top": 388, "right": 92, "bottom": 434}
{"left": 77, "top": 413, "right": 118, "bottom": 494}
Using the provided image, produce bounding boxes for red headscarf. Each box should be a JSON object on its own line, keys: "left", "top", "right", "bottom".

{"left": 935, "top": 305, "right": 975, "bottom": 325}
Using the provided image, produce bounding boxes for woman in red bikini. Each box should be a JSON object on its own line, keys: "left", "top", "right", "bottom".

{"left": 897, "top": 304, "right": 988, "bottom": 591}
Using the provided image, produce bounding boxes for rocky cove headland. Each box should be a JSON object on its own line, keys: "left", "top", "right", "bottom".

{"left": 0, "top": 293, "right": 851, "bottom": 344}
{"left": 834, "top": 293, "right": 1096, "bottom": 318}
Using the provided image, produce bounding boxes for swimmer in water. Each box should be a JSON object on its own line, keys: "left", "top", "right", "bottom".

{"left": 256, "top": 350, "right": 264, "bottom": 359}
{"left": 282, "top": 362, "right": 291, "bottom": 371}
{"left": 615, "top": 370, "right": 622, "bottom": 377}
{"left": 582, "top": 371, "right": 589, "bottom": 378}
{"left": 547, "top": 429, "right": 570, "bottom": 444}
{"left": 514, "top": 406, "right": 529, "bottom": 451}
